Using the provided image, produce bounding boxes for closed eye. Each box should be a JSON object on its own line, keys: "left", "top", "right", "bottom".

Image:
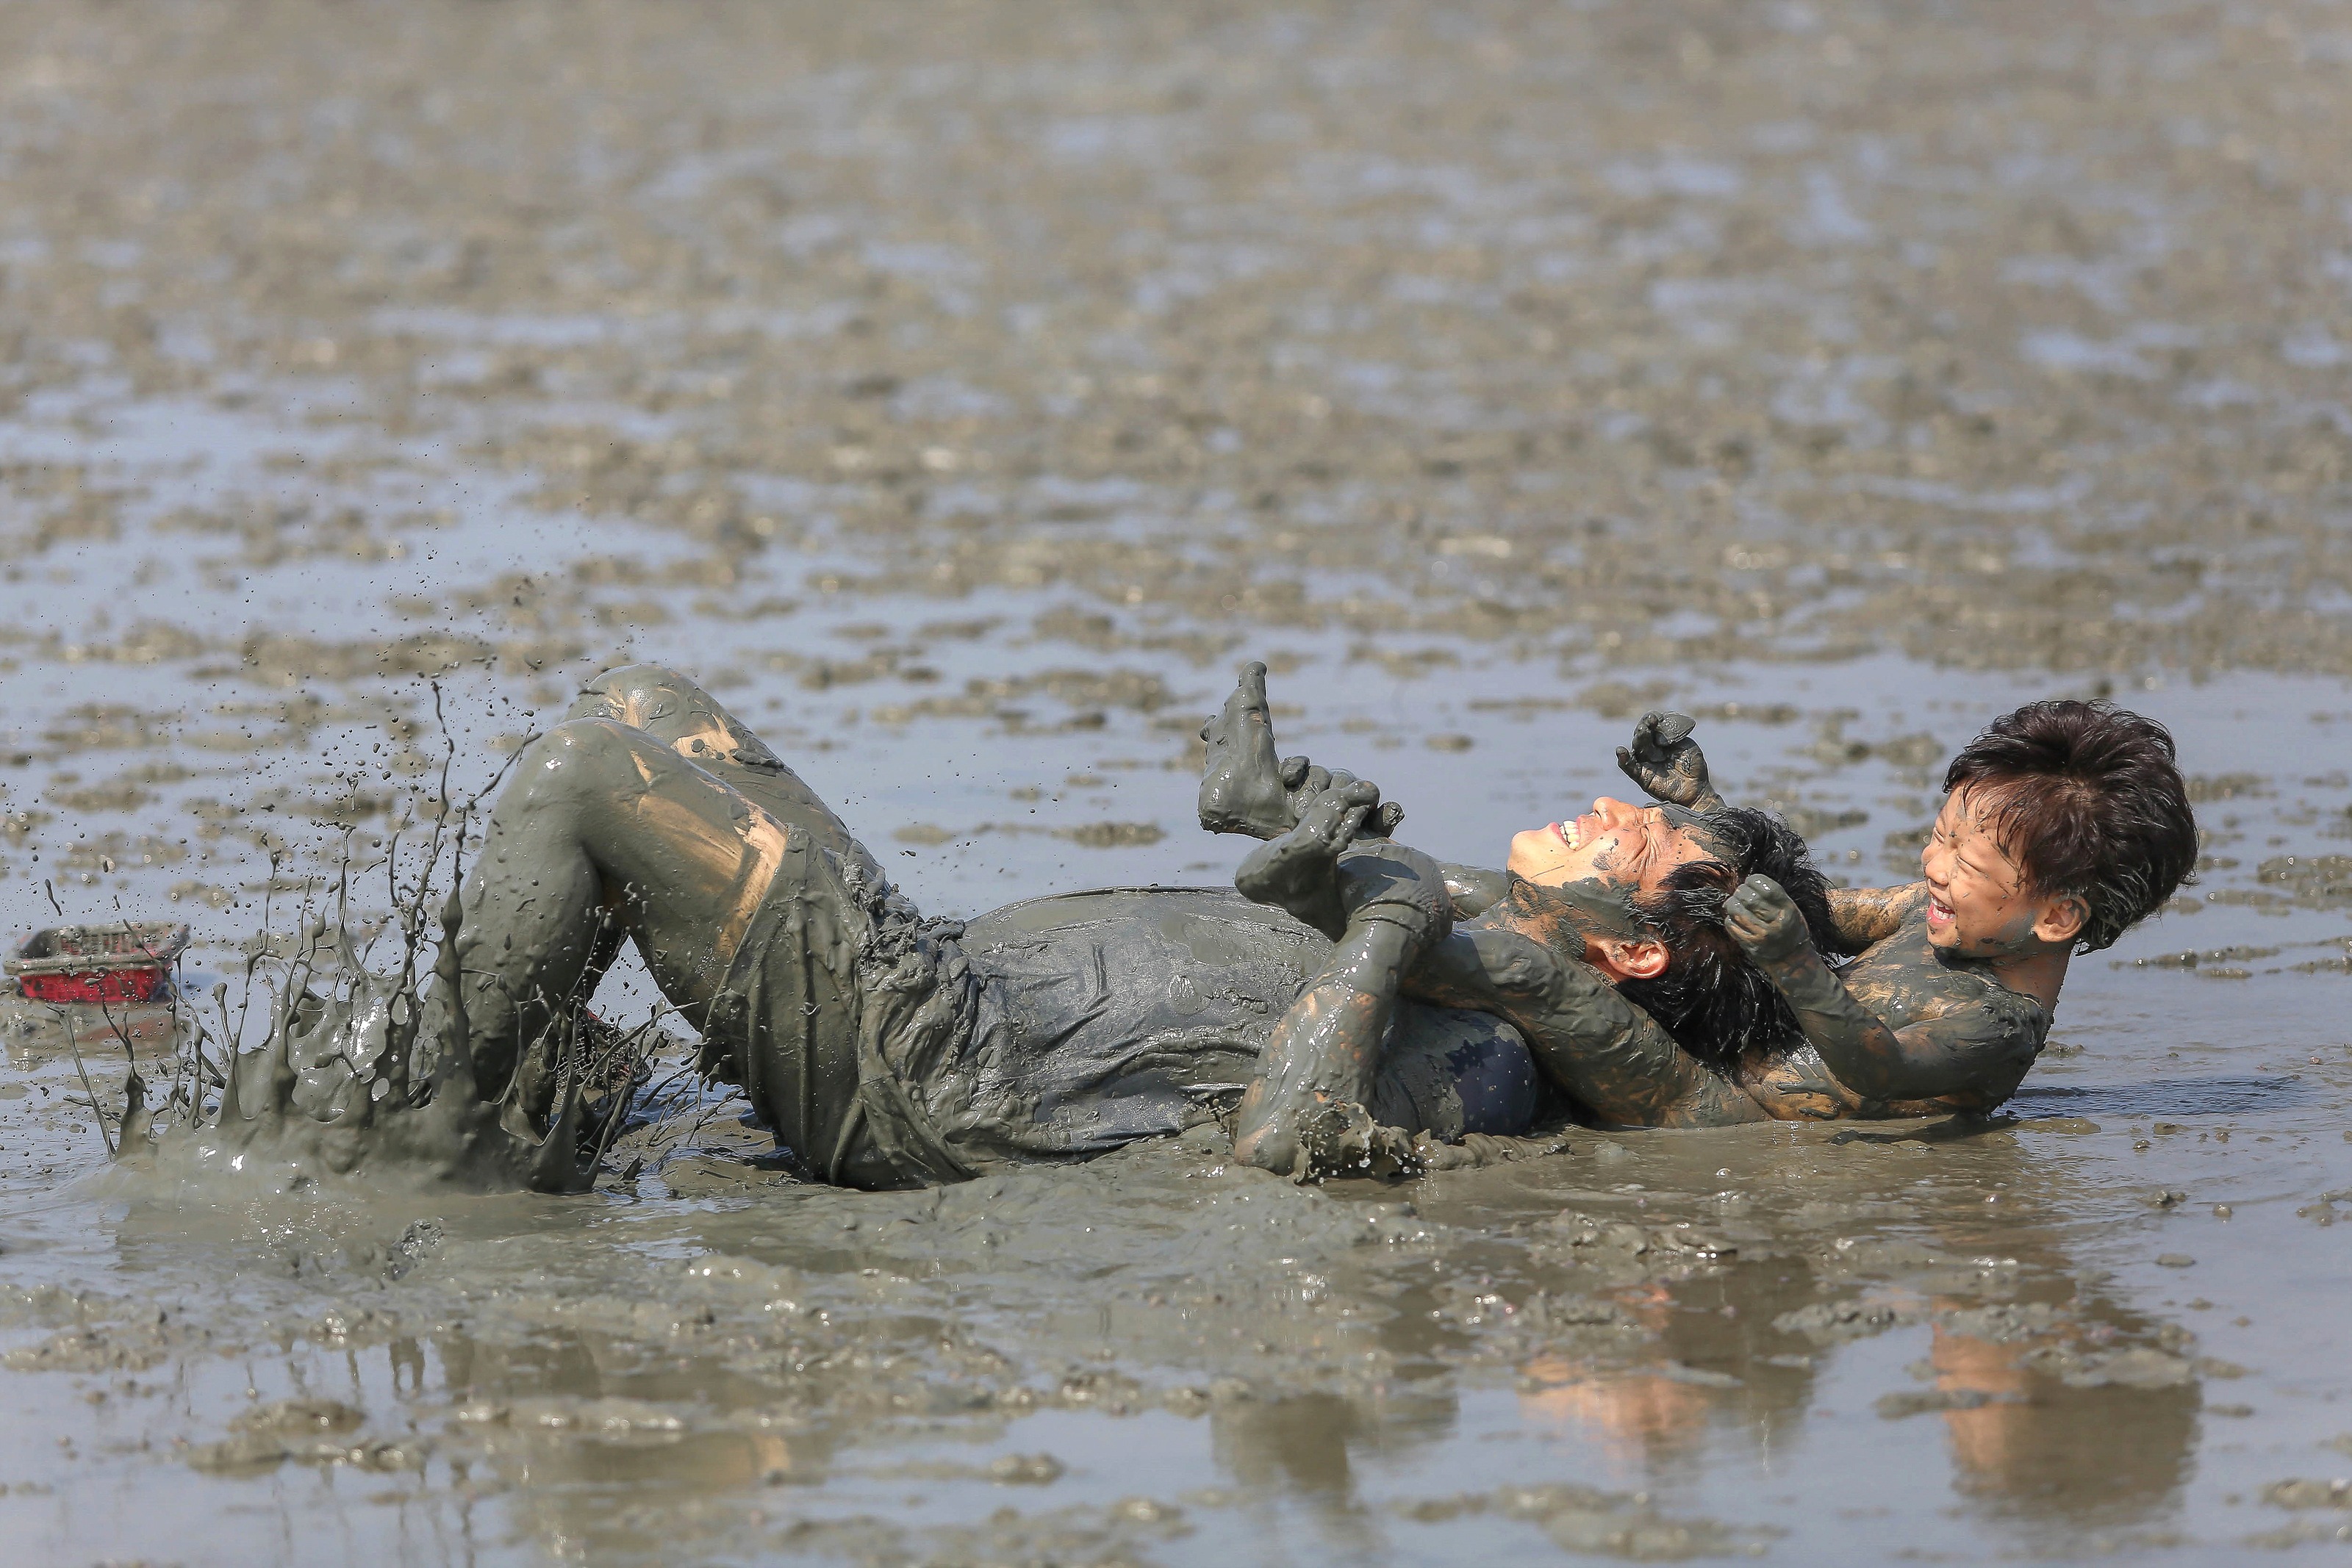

{"left": 1627, "top": 809, "right": 1669, "bottom": 872}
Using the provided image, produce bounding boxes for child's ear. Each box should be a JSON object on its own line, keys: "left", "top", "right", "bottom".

{"left": 2033, "top": 894, "right": 2087, "bottom": 947}
{"left": 1600, "top": 937, "right": 1671, "bottom": 979}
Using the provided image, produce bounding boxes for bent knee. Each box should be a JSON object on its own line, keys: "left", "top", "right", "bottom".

{"left": 568, "top": 663, "right": 698, "bottom": 730}
{"left": 570, "top": 663, "right": 764, "bottom": 767}
{"left": 507, "top": 718, "right": 657, "bottom": 808}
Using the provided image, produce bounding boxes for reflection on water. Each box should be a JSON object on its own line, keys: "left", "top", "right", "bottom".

{"left": 1456, "top": 1122, "right": 2208, "bottom": 1542}
{"left": 1929, "top": 1324, "right": 2194, "bottom": 1522}
{"left": 1509, "top": 1262, "right": 2201, "bottom": 1528}
{"left": 1213, "top": 1392, "right": 1380, "bottom": 1497}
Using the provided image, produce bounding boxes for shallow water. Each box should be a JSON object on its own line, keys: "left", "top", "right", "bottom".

{"left": 3, "top": 1, "right": 2352, "bottom": 1562}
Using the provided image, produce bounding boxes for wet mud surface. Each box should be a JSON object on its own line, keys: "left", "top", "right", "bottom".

{"left": 3, "top": 0, "right": 2352, "bottom": 1561}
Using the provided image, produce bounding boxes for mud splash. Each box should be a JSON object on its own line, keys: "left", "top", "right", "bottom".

{"left": 99, "top": 747, "right": 661, "bottom": 1196}
{"left": 126, "top": 896, "right": 646, "bottom": 1195}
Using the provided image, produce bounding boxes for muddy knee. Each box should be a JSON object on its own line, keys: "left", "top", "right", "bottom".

{"left": 570, "top": 664, "right": 774, "bottom": 763}
{"left": 578, "top": 666, "right": 885, "bottom": 880}
{"left": 502, "top": 718, "right": 654, "bottom": 814}
{"left": 570, "top": 663, "right": 695, "bottom": 725}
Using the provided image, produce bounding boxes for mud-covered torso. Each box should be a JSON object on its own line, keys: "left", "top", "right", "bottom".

{"left": 936, "top": 888, "right": 1327, "bottom": 1158}
{"left": 1738, "top": 914, "right": 2052, "bottom": 1119}
{"left": 922, "top": 887, "right": 1538, "bottom": 1160}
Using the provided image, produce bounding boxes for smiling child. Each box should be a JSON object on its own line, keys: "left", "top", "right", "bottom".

{"left": 1642, "top": 700, "right": 2203, "bottom": 1118}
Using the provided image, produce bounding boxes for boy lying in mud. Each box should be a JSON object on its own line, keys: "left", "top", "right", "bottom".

{"left": 362, "top": 663, "right": 1822, "bottom": 1187}
{"left": 1225, "top": 686, "right": 2201, "bottom": 1150}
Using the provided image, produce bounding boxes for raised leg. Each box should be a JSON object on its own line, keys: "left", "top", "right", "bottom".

{"left": 570, "top": 664, "right": 879, "bottom": 879}
{"left": 430, "top": 717, "right": 826, "bottom": 1124}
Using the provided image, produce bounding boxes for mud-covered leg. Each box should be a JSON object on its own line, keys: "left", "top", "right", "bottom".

{"left": 570, "top": 663, "right": 878, "bottom": 877}
{"left": 426, "top": 718, "right": 811, "bottom": 1125}
{"left": 1233, "top": 841, "right": 1453, "bottom": 1179}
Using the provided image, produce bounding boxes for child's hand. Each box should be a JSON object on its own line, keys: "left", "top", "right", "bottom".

{"left": 1285, "top": 760, "right": 1404, "bottom": 837}
{"left": 1615, "top": 711, "right": 1721, "bottom": 810}
{"left": 1726, "top": 874, "right": 1812, "bottom": 965}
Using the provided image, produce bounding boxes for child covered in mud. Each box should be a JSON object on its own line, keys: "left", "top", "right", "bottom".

{"left": 1652, "top": 701, "right": 2201, "bottom": 1119}
{"left": 1244, "top": 699, "right": 2199, "bottom": 1133}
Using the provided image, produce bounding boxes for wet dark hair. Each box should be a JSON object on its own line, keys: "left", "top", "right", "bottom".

{"left": 1941, "top": 700, "right": 2198, "bottom": 954}
{"left": 1614, "top": 805, "right": 1837, "bottom": 1070}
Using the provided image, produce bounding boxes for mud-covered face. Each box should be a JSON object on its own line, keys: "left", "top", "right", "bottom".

{"left": 1505, "top": 796, "right": 1724, "bottom": 893}
{"left": 1919, "top": 787, "right": 2084, "bottom": 957}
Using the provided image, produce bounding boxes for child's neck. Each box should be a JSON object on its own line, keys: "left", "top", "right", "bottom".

{"left": 1978, "top": 941, "right": 2070, "bottom": 1010}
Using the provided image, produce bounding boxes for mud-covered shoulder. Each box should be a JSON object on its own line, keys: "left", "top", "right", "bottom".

{"left": 1439, "top": 863, "right": 1510, "bottom": 918}
{"left": 1837, "top": 917, "right": 2029, "bottom": 1031}
{"left": 1826, "top": 882, "right": 1932, "bottom": 954}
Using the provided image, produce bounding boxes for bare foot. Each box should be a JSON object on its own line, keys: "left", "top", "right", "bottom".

{"left": 1198, "top": 662, "right": 1304, "bottom": 838}
{"left": 1199, "top": 662, "right": 1405, "bottom": 840}
{"left": 1234, "top": 782, "right": 1377, "bottom": 937}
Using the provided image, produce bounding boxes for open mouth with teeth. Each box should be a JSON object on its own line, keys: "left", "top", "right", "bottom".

{"left": 1552, "top": 815, "right": 1592, "bottom": 851}
{"left": 1925, "top": 892, "right": 1957, "bottom": 930}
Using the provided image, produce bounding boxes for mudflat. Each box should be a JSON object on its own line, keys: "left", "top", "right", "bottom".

{"left": 1, "top": 2, "right": 2349, "bottom": 1561}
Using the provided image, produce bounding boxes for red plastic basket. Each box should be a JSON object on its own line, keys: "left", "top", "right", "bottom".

{"left": 7, "top": 921, "right": 187, "bottom": 1007}
{"left": 18, "top": 968, "right": 169, "bottom": 1004}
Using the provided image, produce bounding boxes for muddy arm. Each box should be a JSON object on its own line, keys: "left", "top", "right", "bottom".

{"left": 1231, "top": 915, "right": 1421, "bottom": 1171}
{"left": 1727, "top": 877, "right": 2037, "bottom": 1104}
{"left": 1402, "top": 929, "right": 1759, "bottom": 1127}
{"left": 1823, "top": 882, "right": 1931, "bottom": 955}
{"left": 1233, "top": 836, "right": 1457, "bottom": 1174}
{"left": 1438, "top": 863, "right": 1509, "bottom": 918}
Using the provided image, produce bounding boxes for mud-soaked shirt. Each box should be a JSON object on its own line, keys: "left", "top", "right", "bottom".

{"left": 715, "top": 852, "right": 1536, "bottom": 1190}
{"left": 944, "top": 888, "right": 1324, "bottom": 1157}
{"left": 936, "top": 887, "right": 1538, "bottom": 1165}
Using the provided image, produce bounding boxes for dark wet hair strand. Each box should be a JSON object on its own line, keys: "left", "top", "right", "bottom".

{"left": 1614, "top": 805, "right": 1837, "bottom": 1070}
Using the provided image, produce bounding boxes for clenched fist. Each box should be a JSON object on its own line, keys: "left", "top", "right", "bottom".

{"left": 1616, "top": 711, "right": 1724, "bottom": 813}
{"left": 1724, "top": 874, "right": 1812, "bottom": 965}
